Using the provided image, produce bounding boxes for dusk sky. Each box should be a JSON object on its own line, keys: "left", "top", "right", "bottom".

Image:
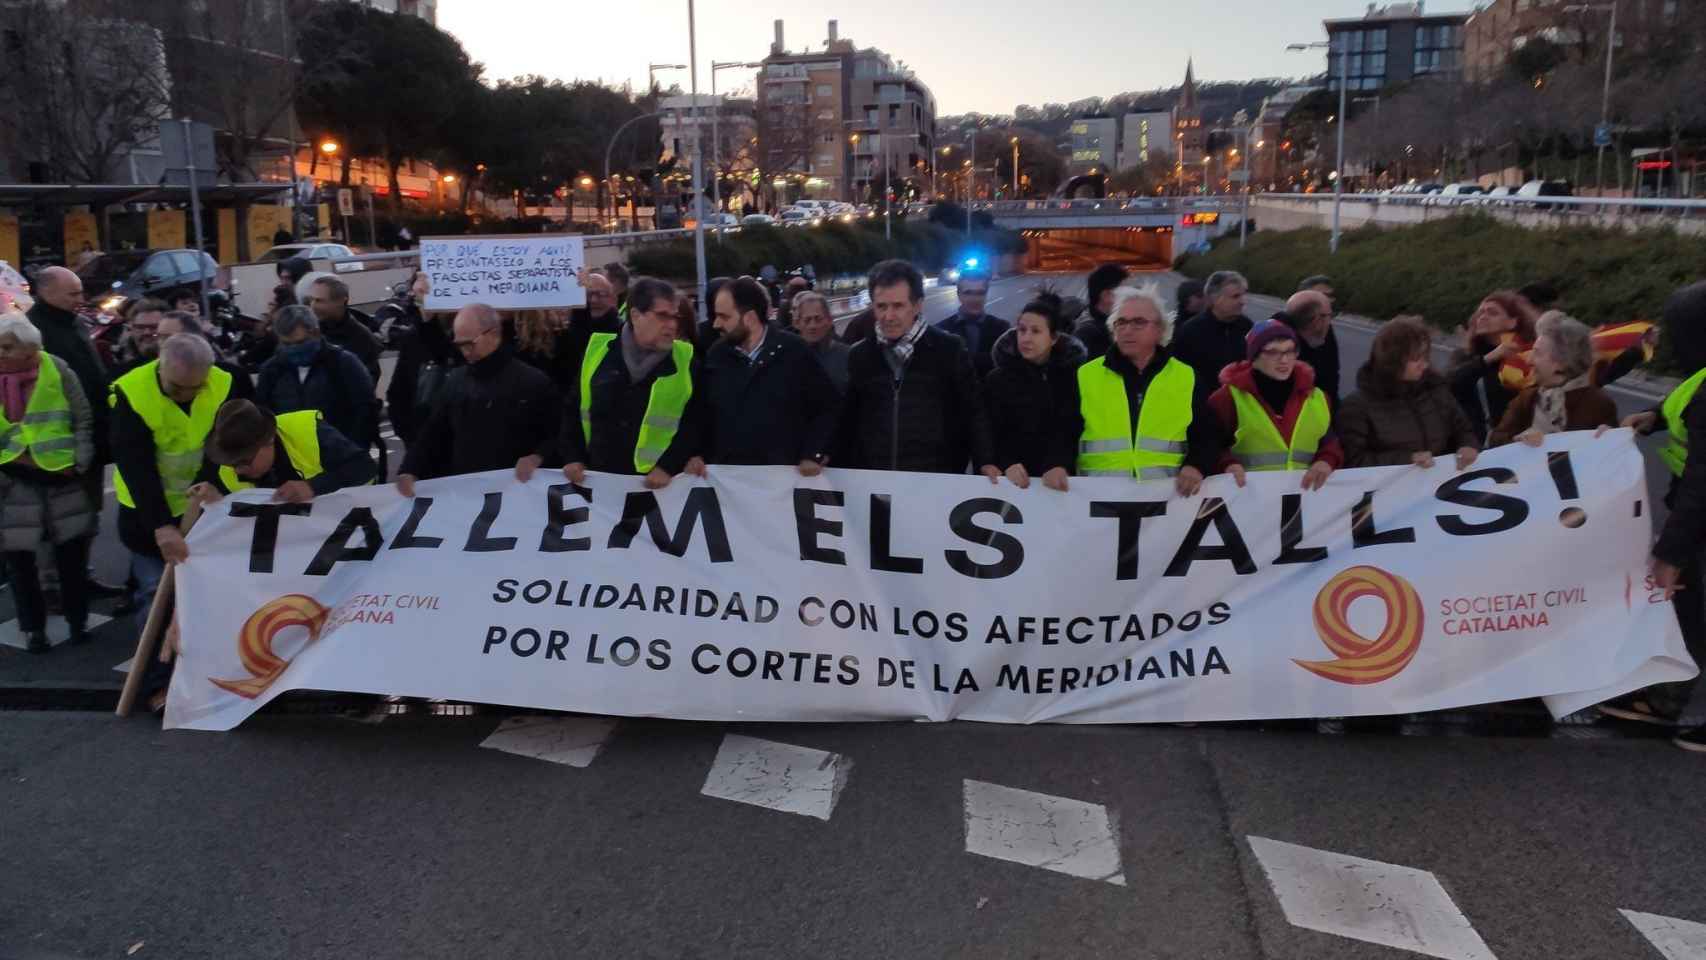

{"left": 437, "top": 0, "right": 1373, "bottom": 115}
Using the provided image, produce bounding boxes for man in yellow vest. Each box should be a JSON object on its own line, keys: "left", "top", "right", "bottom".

{"left": 109, "top": 334, "right": 239, "bottom": 601}
{"left": 555, "top": 277, "right": 701, "bottom": 490}
{"left": 188, "top": 400, "right": 376, "bottom": 507}
{"left": 1207, "top": 320, "right": 1342, "bottom": 491}
{"left": 1073, "top": 284, "right": 1224, "bottom": 496}
{"left": 1610, "top": 281, "right": 1706, "bottom": 750}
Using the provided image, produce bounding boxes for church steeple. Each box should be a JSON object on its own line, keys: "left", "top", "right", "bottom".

{"left": 1181, "top": 58, "right": 1198, "bottom": 111}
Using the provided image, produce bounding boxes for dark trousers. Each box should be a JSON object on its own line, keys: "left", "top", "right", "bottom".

{"left": 1651, "top": 556, "right": 1706, "bottom": 719}
{"left": 5, "top": 538, "right": 90, "bottom": 632}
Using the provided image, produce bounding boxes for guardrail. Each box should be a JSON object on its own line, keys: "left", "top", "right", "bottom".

{"left": 1255, "top": 191, "right": 1706, "bottom": 215}
{"left": 969, "top": 198, "right": 1241, "bottom": 216}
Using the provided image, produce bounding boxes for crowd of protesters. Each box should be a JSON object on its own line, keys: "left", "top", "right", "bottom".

{"left": 3, "top": 249, "right": 1703, "bottom": 748}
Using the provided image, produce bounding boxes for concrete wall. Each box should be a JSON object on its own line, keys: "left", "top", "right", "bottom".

{"left": 1250, "top": 196, "right": 1706, "bottom": 238}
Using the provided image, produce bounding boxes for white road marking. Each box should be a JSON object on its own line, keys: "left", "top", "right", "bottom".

{"left": 700, "top": 733, "right": 850, "bottom": 821}
{"left": 961, "top": 779, "right": 1125, "bottom": 886}
{"left": 479, "top": 716, "right": 619, "bottom": 768}
{"left": 1247, "top": 836, "right": 1496, "bottom": 960}
{"left": 0, "top": 613, "right": 113, "bottom": 650}
{"left": 112, "top": 656, "right": 133, "bottom": 673}
{"left": 1622, "top": 909, "right": 1706, "bottom": 960}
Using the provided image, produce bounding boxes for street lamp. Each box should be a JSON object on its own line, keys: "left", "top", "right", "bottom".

{"left": 1010, "top": 136, "right": 1020, "bottom": 197}
{"left": 1288, "top": 39, "right": 1349, "bottom": 254}
{"left": 318, "top": 140, "right": 339, "bottom": 155}
{"left": 647, "top": 62, "right": 687, "bottom": 88}
{"left": 1563, "top": 2, "right": 1618, "bottom": 194}
{"left": 604, "top": 110, "right": 663, "bottom": 227}
{"left": 709, "top": 59, "right": 763, "bottom": 223}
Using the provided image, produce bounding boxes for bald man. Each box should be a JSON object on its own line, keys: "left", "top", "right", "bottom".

{"left": 1279, "top": 288, "right": 1341, "bottom": 410}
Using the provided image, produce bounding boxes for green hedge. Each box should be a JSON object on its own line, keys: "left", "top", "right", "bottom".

{"left": 1175, "top": 215, "right": 1705, "bottom": 354}
{"left": 624, "top": 219, "right": 1023, "bottom": 283}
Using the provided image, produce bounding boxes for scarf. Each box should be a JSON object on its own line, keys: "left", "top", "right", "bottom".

{"left": 882, "top": 314, "right": 929, "bottom": 370}
{"left": 620, "top": 322, "right": 670, "bottom": 381}
{"left": 1532, "top": 372, "right": 1593, "bottom": 435}
{"left": 0, "top": 363, "right": 39, "bottom": 423}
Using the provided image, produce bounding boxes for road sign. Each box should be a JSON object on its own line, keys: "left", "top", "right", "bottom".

{"left": 336, "top": 188, "right": 355, "bottom": 217}
{"left": 159, "top": 120, "right": 217, "bottom": 188}
{"left": 1594, "top": 124, "right": 1612, "bottom": 149}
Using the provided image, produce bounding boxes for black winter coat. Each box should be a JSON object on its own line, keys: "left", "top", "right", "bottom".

{"left": 1171, "top": 311, "right": 1254, "bottom": 401}
{"left": 1072, "top": 307, "right": 1111, "bottom": 362}
{"left": 556, "top": 337, "right": 701, "bottom": 476}
{"left": 700, "top": 330, "right": 839, "bottom": 466}
{"left": 935, "top": 311, "right": 1011, "bottom": 380}
{"left": 398, "top": 345, "right": 558, "bottom": 480}
{"left": 27, "top": 302, "right": 110, "bottom": 463}
{"left": 386, "top": 312, "right": 461, "bottom": 443}
{"left": 256, "top": 343, "right": 376, "bottom": 447}
{"left": 984, "top": 329, "right": 1085, "bottom": 476}
{"left": 319, "top": 308, "right": 381, "bottom": 382}
{"left": 837, "top": 325, "right": 994, "bottom": 473}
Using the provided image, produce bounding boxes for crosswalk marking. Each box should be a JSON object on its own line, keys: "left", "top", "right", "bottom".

{"left": 1247, "top": 836, "right": 1495, "bottom": 960}
{"left": 700, "top": 734, "right": 850, "bottom": 821}
{"left": 1622, "top": 909, "right": 1706, "bottom": 960}
{"left": 478, "top": 716, "right": 618, "bottom": 768}
{"left": 0, "top": 612, "right": 113, "bottom": 650}
{"left": 961, "top": 779, "right": 1125, "bottom": 886}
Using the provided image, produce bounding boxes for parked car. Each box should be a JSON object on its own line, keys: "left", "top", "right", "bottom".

{"left": 741, "top": 213, "right": 777, "bottom": 227}
{"left": 778, "top": 209, "right": 812, "bottom": 225}
{"left": 77, "top": 248, "right": 221, "bottom": 318}
{"left": 256, "top": 242, "right": 355, "bottom": 263}
{"left": 1424, "top": 183, "right": 1484, "bottom": 206}
{"left": 1471, "top": 185, "right": 1515, "bottom": 206}
{"left": 1516, "top": 180, "right": 1573, "bottom": 205}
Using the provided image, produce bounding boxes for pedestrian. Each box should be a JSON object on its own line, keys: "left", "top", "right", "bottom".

{"left": 1072, "top": 284, "right": 1222, "bottom": 495}
{"left": 255, "top": 305, "right": 376, "bottom": 450}
{"left": 1172, "top": 270, "right": 1255, "bottom": 401}
{"left": 1448, "top": 290, "right": 1537, "bottom": 441}
{"left": 1208, "top": 319, "right": 1341, "bottom": 489}
{"left": 170, "top": 290, "right": 201, "bottom": 319}
{"left": 555, "top": 278, "right": 700, "bottom": 488}
{"left": 190, "top": 400, "right": 375, "bottom": 506}
{"left": 399, "top": 304, "right": 558, "bottom": 496}
{"left": 693, "top": 276, "right": 837, "bottom": 473}
{"left": 984, "top": 290, "right": 1084, "bottom": 491}
{"left": 275, "top": 256, "right": 312, "bottom": 291}
{"left": 838, "top": 304, "right": 876, "bottom": 345}
{"left": 301, "top": 275, "right": 381, "bottom": 382}
{"left": 1338, "top": 316, "right": 1480, "bottom": 470}
{"left": 386, "top": 272, "right": 460, "bottom": 448}
{"left": 0, "top": 311, "right": 98, "bottom": 652}
{"left": 935, "top": 268, "right": 1010, "bottom": 380}
{"left": 1601, "top": 281, "right": 1706, "bottom": 747}
{"left": 155, "top": 312, "right": 255, "bottom": 397}
{"left": 792, "top": 291, "right": 850, "bottom": 393}
{"left": 237, "top": 283, "right": 292, "bottom": 372}
{"left": 110, "top": 334, "right": 234, "bottom": 609}
{"left": 836, "top": 260, "right": 997, "bottom": 477}
{"left": 24, "top": 266, "right": 124, "bottom": 599}
{"left": 271, "top": 226, "right": 293, "bottom": 247}
{"left": 1071, "top": 263, "right": 1132, "bottom": 360}
{"left": 112, "top": 298, "right": 170, "bottom": 376}
{"left": 1488, "top": 311, "right": 1617, "bottom": 446}
{"left": 1280, "top": 287, "right": 1341, "bottom": 410}
{"left": 1174, "top": 279, "right": 1205, "bottom": 329}
{"left": 776, "top": 275, "right": 811, "bottom": 330}
{"left": 563, "top": 270, "right": 624, "bottom": 374}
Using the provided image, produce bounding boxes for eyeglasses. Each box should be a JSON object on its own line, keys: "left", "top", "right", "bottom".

{"left": 452, "top": 329, "right": 491, "bottom": 351}
{"left": 1260, "top": 347, "right": 1299, "bottom": 360}
{"left": 1111, "top": 317, "right": 1157, "bottom": 329}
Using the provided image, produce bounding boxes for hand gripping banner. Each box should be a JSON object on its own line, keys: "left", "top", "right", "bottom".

{"left": 166, "top": 431, "right": 1695, "bottom": 731}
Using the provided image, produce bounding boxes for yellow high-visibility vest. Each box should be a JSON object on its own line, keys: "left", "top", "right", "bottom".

{"left": 217, "top": 410, "right": 325, "bottom": 492}
{"left": 579, "top": 332, "right": 694, "bottom": 474}
{"left": 1659, "top": 368, "right": 1706, "bottom": 477}
{"left": 1076, "top": 355, "right": 1194, "bottom": 480}
{"left": 1228, "top": 383, "right": 1331, "bottom": 471}
{"left": 0, "top": 353, "right": 76, "bottom": 473}
{"left": 110, "top": 361, "right": 232, "bottom": 517}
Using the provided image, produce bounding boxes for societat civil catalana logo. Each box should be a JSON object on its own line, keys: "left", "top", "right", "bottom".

{"left": 209, "top": 594, "right": 329, "bottom": 699}
{"left": 1294, "top": 565, "right": 1424, "bottom": 685}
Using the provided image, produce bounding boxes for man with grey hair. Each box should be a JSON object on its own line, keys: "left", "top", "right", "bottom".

{"left": 110, "top": 334, "right": 235, "bottom": 609}
{"left": 398, "top": 303, "right": 558, "bottom": 497}
{"left": 256, "top": 304, "right": 376, "bottom": 450}
{"left": 303, "top": 275, "right": 381, "bottom": 381}
{"left": 1278, "top": 288, "right": 1341, "bottom": 409}
{"left": 1172, "top": 269, "right": 1254, "bottom": 402}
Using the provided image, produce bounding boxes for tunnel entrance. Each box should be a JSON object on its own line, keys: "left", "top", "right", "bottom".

{"left": 1022, "top": 227, "right": 1173, "bottom": 272}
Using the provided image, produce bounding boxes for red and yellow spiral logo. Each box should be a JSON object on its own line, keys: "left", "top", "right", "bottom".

{"left": 1294, "top": 566, "right": 1424, "bottom": 685}
{"left": 209, "top": 594, "right": 329, "bottom": 699}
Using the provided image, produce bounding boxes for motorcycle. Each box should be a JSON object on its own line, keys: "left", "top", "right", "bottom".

{"left": 371, "top": 279, "right": 419, "bottom": 350}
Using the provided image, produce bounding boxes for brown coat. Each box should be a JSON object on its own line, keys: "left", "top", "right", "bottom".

{"left": 1488, "top": 384, "right": 1619, "bottom": 446}
{"left": 1337, "top": 367, "right": 1481, "bottom": 468}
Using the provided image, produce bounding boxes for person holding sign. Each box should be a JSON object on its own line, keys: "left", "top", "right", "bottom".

{"left": 399, "top": 304, "right": 558, "bottom": 497}
{"left": 1207, "top": 319, "right": 1342, "bottom": 491}
{"left": 1071, "top": 285, "right": 1223, "bottom": 496}
{"left": 556, "top": 278, "right": 701, "bottom": 490}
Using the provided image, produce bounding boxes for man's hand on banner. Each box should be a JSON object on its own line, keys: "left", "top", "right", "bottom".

{"left": 1456, "top": 447, "right": 1479, "bottom": 471}
{"left": 685, "top": 457, "right": 709, "bottom": 478}
{"left": 155, "top": 525, "right": 189, "bottom": 564}
{"left": 274, "top": 480, "right": 314, "bottom": 503}
{"left": 1653, "top": 557, "right": 1685, "bottom": 600}
{"left": 1516, "top": 429, "right": 1545, "bottom": 448}
{"left": 562, "top": 462, "right": 587, "bottom": 484}
{"left": 644, "top": 467, "right": 673, "bottom": 490}
{"left": 1041, "top": 466, "right": 1069, "bottom": 492}
{"left": 1227, "top": 463, "right": 1247, "bottom": 488}
{"left": 1004, "top": 464, "right": 1030, "bottom": 489}
{"left": 979, "top": 464, "right": 1001, "bottom": 484}
{"left": 1621, "top": 410, "right": 1658, "bottom": 435}
{"left": 1175, "top": 465, "right": 1204, "bottom": 497}
{"left": 1302, "top": 461, "right": 1333, "bottom": 491}
{"left": 514, "top": 454, "right": 543, "bottom": 483}
{"left": 396, "top": 473, "right": 418, "bottom": 497}
{"left": 796, "top": 458, "right": 823, "bottom": 478}
{"left": 187, "top": 482, "right": 223, "bottom": 507}
{"left": 1411, "top": 451, "right": 1436, "bottom": 469}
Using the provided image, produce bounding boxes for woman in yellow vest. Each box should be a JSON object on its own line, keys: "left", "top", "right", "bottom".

{"left": 1206, "top": 320, "right": 1342, "bottom": 491}
{"left": 188, "top": 400, "right": 377, "bottom": 508}
{"left": 0, "top": 312, "right": 98, "bottom": 653}
{"left": 1604, "top": 281, "right": 1706, "bottom": 751}
{"left": 1073, "top": 285, "right": 1225, "bottom": 496}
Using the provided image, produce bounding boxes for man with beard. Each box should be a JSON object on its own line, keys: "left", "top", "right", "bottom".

{"left": 691, "top": 276, "right": 838, "bottom": 475}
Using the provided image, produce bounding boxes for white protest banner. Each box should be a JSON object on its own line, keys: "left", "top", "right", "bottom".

{"left": 420, "top": 234, "right": 585, "bottom": 311}
{"left": 166, "top": 432, "right": 1694, "bottom": 732}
